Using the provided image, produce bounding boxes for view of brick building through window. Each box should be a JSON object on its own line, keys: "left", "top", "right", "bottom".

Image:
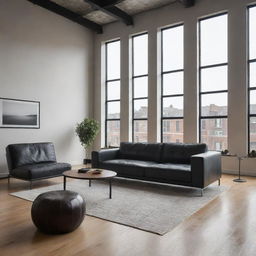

{"left": 132, "top": 33, "right": 148, "bottom": 143}
{"left": 105, "top": 8, "right": 256, "bottom": 151}
{"left": 161, "top": 25, "right": 184, "bottom": 144}
{"left": 105, "top": 40, "right": 121, "bottom": 147}
{"left": 249, "top": 6, "right": 256, "bottom": 151}
{"left": 107, "top": 103, "right": 230, "bottom": 151}
{"left": 250, "top": 116, "right": 256, "bottom": 150}
{"left": 199, "top": 13, "right": 228, "bottom": 151}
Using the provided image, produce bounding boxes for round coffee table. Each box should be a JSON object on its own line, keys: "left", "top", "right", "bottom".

{"left": 63, "top": 169, "right": 117, "bottom": 199}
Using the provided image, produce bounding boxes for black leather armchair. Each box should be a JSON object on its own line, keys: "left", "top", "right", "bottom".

{"left": 6, "top": 142, "right": 71, "bottom": 189}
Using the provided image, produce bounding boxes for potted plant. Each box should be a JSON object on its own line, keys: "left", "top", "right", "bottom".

{"left": 248, "top": 150, "right": 256, "bottom": 158}
{"left": 221, "top": 149, "right": 229, "bottom": 155}
{"left": 75, "top": 118, "right": 100, "bottom": 164}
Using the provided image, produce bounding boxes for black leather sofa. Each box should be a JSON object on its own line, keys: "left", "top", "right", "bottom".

{"left": 92, "top": 142, "right": 221, "bottom": 195}
{"left": 6, "top": 142, "right": 71, "bottom": 189}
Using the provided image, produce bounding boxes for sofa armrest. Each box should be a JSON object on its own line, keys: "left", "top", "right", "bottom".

{"left": 191, "top": 151, "right": 221, "bottom": 188}
{"left": 92, "top": 148, "right": 119, "bottom": 168}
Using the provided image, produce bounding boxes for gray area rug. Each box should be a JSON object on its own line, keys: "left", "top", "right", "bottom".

{"left": 10, "top": 178, "right": 227, "bottom": 235}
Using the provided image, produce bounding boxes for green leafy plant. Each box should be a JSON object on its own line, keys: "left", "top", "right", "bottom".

{"left": 221, "top": 149, "right": 229, "bottom": 155}
{"left": 75, "top": 118, "right": 100, "bottom": 158}
{"left": 249, "top": 150, "right": 256, "bottom": 158}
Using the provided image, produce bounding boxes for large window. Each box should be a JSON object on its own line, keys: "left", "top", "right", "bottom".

{"left": 132, "top": 33, "right": 148, "bottom": 142}
{"left": 199, "top": 14, "right": 228, "bottom": 151}
{"left": 105, "top": 40, "right": 120, "bottom": 147}
{"left": 249, "top": 6, "right": 256, "bottom": 152}
{"left": 161, "top": 25, "right": 184, "bottom": 143}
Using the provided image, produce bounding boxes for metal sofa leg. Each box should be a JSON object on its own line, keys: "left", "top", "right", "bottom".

{"left": 200, "top": 188, "right": 204, "bottom": 197}
{"left": 218, "top": 179, "right": 220, "bottom": 186}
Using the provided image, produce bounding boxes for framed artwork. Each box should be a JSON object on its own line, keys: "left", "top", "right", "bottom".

{"left": 0, "top": 98, "right": 40, "bottom": 129}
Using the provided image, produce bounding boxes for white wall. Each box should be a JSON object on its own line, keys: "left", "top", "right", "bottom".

{"left": 93, "top": 0, "right": 256, "bottom": 176}
{"left": 0, "top": 0, "right": 94, "bottom": 177}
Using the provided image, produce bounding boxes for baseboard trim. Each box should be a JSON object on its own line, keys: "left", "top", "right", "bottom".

{"left": 0, "top": 173, "right": 9, "bottom": 179}
{"left": 222, "top": 169, "right": 256, "bottom": 177}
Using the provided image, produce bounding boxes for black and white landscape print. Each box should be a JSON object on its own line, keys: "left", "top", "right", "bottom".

{"left": 0, "top": 98, "right": 40, "bottom": 128}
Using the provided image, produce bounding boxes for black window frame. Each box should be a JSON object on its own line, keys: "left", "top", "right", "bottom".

{"left": 248, "top": 4, "right": 256, "bottom": 153}
{"left": 131, "top": 32, "right": 148, "bottom": 142}
{"left": 198, "top": 13, "right": 228, "bottom": 151}
{"left": 105, "top": 39, "right": 121, "bottom": 147}
{"left": 160, "top": 23, "right": 184, "bottom": 143}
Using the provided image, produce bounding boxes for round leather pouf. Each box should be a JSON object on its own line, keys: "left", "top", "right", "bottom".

{"left": 31, "top": 190, "right": 85, "bottom": 234}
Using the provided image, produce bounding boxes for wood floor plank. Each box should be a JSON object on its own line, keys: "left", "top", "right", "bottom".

{"left": 0, "top": 174, "right": 256, "bottom": 256}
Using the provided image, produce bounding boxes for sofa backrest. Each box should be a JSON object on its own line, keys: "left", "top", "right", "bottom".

{"left": 119, "top": 142, "right": 162, "bottom": 162}
{"left": 161, "top": 143, "right": 207, "bottom": 164}
{"left": 6, "top": 142, "right": 57, "bottom": 170}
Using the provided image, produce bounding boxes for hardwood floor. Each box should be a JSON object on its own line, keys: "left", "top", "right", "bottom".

{"left": 1, "top": 174, "right": 256, "bottom": 256}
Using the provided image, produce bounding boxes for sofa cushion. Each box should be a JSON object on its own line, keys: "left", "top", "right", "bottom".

{"left": 104, "top": 159, "right": 156, "bottom": 168}
{"left": 119, "top": 142, "right": 162, "bottom": 162}
{"left": 10, "top": 162, "right": 71, "bottom": 180}
{"left": 144, "top": 163, "right": 191, "bottom": 182}
{"left": 99, "top": 159, "right": 156, "bottom": 177}
{"left": 161, "top": 143, "right": 207, "bottom": 164}
{"left": 6, "top": 143, "right": 57, "bottom": 169}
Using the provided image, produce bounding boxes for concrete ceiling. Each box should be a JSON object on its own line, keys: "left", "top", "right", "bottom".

{"left": 50, "top": 0, "right": 177, "bottom": 25}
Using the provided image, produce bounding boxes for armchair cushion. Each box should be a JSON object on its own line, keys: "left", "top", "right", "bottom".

{"left": 10, "top": 162, "right": 71, "bottom": 180}
{"left": 6, "top": 143, "right": 56, "bottom": 170}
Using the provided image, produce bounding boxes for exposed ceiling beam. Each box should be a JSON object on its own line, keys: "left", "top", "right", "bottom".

{"left": 179, "top": 0, "right": 196, "bottom": 8}
{"left": 27, "top": 0, "right": 103, "bottom": 33}
{"left": 101, "top": 0, "right": 125, "bottom": 8}
{"left": 84, "top": 0, "right": 133, "bottom": 26}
